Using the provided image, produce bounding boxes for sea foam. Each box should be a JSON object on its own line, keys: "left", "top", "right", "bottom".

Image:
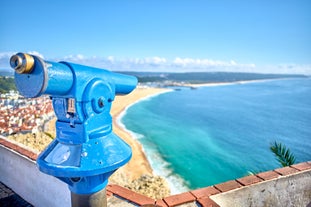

{"left": 119, "top": 78, "right": 311, "bottom": 189}
{"left": 116, "top": 89, "right": 190, "bottom": 193}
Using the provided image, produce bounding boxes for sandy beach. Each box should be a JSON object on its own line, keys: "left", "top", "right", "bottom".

{"left": 110, "top": 87, "right": 170, "bottom": 180}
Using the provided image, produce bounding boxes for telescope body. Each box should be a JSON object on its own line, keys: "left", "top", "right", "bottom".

{"left": 11, "top": 53, "right": 137, "bottom": 194}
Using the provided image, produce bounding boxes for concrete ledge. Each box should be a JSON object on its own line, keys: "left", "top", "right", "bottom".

{"left": 1, "top": 136, "right": 311, "bottom": 207}
{"left": 211, "top": 169, "right": 311, "bottom": 207}
{"left": 0, "top": 141, "right": 70, "bottom": 207}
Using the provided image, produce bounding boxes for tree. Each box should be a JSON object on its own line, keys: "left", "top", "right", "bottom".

{"left": 270, "top": 141, "right": 296, "bottom": 167}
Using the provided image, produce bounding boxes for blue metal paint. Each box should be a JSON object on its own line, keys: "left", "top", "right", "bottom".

{"left": 14, "top": 57, "right": 74, "bottom": 98}
{"left": 44, "top": 61, "right": 74, "bottom": 95}
{"left": 12, "top": 53, "right": 137, "bottom": 194}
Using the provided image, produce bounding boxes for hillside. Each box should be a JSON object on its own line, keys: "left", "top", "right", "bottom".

{"left": 0, "top": 77, "right": 16, "bottom": 93}
{"left": 119, "top": 71, "right": 307, "bottom": 84}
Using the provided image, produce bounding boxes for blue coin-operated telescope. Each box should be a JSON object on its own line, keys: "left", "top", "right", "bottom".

{"left": 10, "top": 53, "right": 137, "bottom": 206}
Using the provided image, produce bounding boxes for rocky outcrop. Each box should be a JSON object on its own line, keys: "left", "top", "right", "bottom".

{"left": 109, "top": 170, "right": 171, "bottom": 199}
{"left": 125, "top": 174, "right": 171, "bottom": 199}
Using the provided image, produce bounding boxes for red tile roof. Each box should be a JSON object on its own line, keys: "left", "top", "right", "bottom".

{"left": 0, "top": 96, "right": 54, "bottom": 135}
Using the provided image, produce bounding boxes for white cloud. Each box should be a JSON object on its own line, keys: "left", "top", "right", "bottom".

{"left": 0, "top": 51, "right": 310, "bottom": 75}
{"left": 27, "top": 51, "right": 44, "bottom": 59}
{"left": 0, "top": 51, "right": 15, "bottom": 59}
{"left": 63, "top": 54, "right": 85, "bottom": 62}
{"left": 107, "top": 56, "right": 115, "bottom": 63}
{"left": 171, "top": 57, "right": 256, "bottom": 71}
{"left": 146, "top": 57, "right": 167, "bottom": 65}
{"left": 277, "top": 63, "right": 311, "bottom": 75}
{"left": 0, "top": 52, "right": 15, "bottom": 69}
{"left": 56, "top": 55, "right": 168, "bottom": 71}
{"left": 0, "top": 51, "right": 44, "bottom": 70}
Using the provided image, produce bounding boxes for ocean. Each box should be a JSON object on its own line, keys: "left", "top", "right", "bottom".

{"left": 120, "top": 78, "right": 311, "bottom": 193}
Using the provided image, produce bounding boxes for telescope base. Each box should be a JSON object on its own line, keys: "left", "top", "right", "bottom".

{"left": 71, "top": 188, "right": 107, "bottom": 207}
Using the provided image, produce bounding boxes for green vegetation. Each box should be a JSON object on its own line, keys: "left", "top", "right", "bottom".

{"left": 247, "top": 141, "right": 296, "bottom": 176}
{"left": 270, "top": 141, "right": 296, "bottom": 167}
{"left": 0, "top": 76, "right": 16, "bottom": 93}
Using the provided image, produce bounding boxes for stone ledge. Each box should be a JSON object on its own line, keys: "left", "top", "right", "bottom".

{"left": 163, "top": 191, "right": 196, "bottom": 206}
{"left": 1, "top": 136, "right": 311, "bottom": 207}
{"left": 190, "top": 186, "right": 220, "bottom": 199}
{"left": 0, "top": 136, "right": 38, "bottom": 161}
{"left": 256, "top": 170, "right": 280, "bottom": 180}
{"left": 107, "top": 184, "right": 155, "bottom": 206}
{"left": 214, "top": 180, "right": 242, "bottom": 192}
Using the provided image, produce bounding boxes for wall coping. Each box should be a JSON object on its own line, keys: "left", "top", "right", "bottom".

{"left": 1, "top": 136, "right": 310, "bottom": 207}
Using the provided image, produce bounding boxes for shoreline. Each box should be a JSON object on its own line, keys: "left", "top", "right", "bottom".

{"left": 110, "top": 86, "right": 171, "bottom": 180}
{"left": 184, "top": 77, "right": 301, "bottom": 88}
{"left": 109, "top": 78, "right": 283, "bottom": 184}
{"left": 5, "top": 78, "right": 297, "bottom": 186}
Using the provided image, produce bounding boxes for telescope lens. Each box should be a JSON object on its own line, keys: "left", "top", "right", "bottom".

{"left": 10, "top": 55, "right": 22, "bottom": 71}
{"left": 10, "top": 53, "right": 35, "bottom": 74}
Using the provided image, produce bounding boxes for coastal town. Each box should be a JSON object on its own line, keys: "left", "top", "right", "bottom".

{"left": 0, "top": 90, "right": 54, "bottom": 135}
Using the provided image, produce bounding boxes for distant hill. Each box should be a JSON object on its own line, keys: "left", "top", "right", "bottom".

{"left": 0, "top": 76, "right": 16, "bottom": 93}
{"left": 118, "top": 72, "right": 307, "bottom": 84}
{"left": 0, "top": 71, "right": 307, "bottom": 93}
{"left": 0, "top": 69, "right": 13, "bottom": 77}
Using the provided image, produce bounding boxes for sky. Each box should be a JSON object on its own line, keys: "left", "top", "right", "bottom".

{"left": 1, "top": 0, "right": 311, "bottom": 74}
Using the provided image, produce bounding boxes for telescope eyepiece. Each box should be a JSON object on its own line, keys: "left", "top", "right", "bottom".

{"left": 10, "top": 53, "right": 35, "bottom": 74}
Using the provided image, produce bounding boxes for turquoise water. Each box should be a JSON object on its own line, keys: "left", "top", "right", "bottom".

{"left": 121, "top": 78, "right": 311, "bottom": 192}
